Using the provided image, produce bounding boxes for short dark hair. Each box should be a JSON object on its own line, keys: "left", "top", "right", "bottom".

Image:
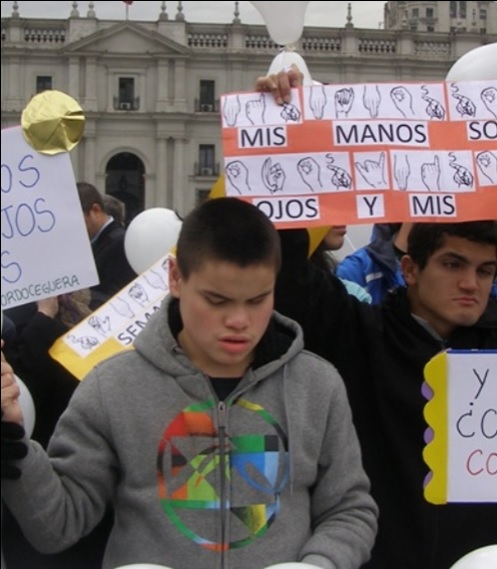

{"left": 407, "top": 221, "right": 497, "bottom": 270}
{"left": 103, "top": 194, "right": 125, "bottom": 226}
{"left": 76, "top": 182, "right": 105, "bottom": 214}
{"left": 176, "top": 197, "right": 281, "bottom": 279}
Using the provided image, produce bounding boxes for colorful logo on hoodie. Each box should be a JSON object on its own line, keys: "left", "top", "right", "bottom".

{"left": 157, "top": 398, "right": 289, "bottom": 551}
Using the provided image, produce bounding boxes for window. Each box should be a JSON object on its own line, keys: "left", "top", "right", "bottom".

{"left": 480, "top": 9, "right": 487, "bottom": 20}
{"left": 459, "top": 1, "right": 466, "bottom": 18}
{"left": 199, "top": 80, "right": 215, "bottom": 112}
{"left": 198, "top": 144, "right": 215, "bottom": 175}
{"left": 36, "top": 75, "right": 52, "bottom": 93}
{"left": 426, "top": 8, "right": 434, "bottom": 18}
{"left": 119, "top": 77, "right": 135, "bottom": 106}
{"left": 450, "top": 1, "right": 457, "bottom": 18}
{"left": 412, "top": 8, "right": 419, "bottom": 18}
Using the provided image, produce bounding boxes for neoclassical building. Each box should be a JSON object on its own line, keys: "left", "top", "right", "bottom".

{"left": 2, "top": 1, "right": 496, "bottom": 220}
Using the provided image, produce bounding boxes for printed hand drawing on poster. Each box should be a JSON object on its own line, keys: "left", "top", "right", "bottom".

{"left": 221, "top": 80, "right": 497, "bottom": 227}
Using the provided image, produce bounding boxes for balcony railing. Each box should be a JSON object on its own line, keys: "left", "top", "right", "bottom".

{"left": 113, "top": 96, "right": 140, "bottom": 111}
{"left": 194, "top": 162, "right": 221, "bottom": 177}
{"left": 194, "top": 99, "right": 220, "bottom": 113}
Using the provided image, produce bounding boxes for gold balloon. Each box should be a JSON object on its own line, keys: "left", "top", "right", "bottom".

{"left": 21, "top": 90, "right": 85, "bottom": 155}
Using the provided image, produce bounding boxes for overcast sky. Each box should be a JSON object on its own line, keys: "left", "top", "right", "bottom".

{"left": 1, "top": 1, "right": 387, "bottom": 29}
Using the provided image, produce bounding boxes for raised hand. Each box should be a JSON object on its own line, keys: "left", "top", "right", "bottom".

{"left": 225, "top": 160, "right": 251, "bottom": 194}
{"left": 476, "top": 151, "right": 497, "bottom": 184}
{"left": 334, "top": 87, "right": 354, "bottom": 119}
{"left": 394, "top": 154, "right": 411, "bottom": 191}
{"left": 297, "top": 157, "right": 323, "bottom": 191}
{"left": 223, "top": 94, "right": 241, "bottom": 127}
{"left": 355, "top": 152, "right": 386, "bottom": 188}
{"left": 421, "top": 155, "right": 441, "bottom": 191}
{"left": 390, "top": 86, "right": 415, "bottom": 118}
{"left": 246, "top": 94, "right": 267, "bottom": 125}
{"left": 309, "top": 84, "right": 327, "bottom": 119}
{"left": 363, "top": 85, "right": 381, "bottom": 118}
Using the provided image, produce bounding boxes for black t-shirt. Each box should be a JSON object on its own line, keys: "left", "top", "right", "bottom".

{"left": 209, "top": 377, "right": 242, "bottom": 401}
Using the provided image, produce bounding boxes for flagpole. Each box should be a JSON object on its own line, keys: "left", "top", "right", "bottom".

{"left": 126, "top": 4, "right": 129, "bottom": 20}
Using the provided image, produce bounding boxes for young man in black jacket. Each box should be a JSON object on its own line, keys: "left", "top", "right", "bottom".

{"left": 257, "top": 67, "right": 497, "bottom": 569}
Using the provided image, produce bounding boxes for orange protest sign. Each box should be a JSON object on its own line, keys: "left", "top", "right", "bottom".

{"left": 221, "top": 80, "right": 497, "bottom": 228}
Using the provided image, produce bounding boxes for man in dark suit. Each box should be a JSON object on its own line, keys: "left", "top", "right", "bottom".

{"left": 77, "top": 182, "right": 136, "bottom": 309}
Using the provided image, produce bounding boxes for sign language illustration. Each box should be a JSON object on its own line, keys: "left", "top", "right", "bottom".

{"left": 309, "top": 84, "right": 327, "bottom": 119}
{"left": 67, "top": 334, "right": 99, "bottom": 351}
{"left": 334, "top": 87, "right": 354, "bottom": 119}
{"left": 144, "top": 269, "right": 168, "bottom": 290}
{"left": 297, "top": 157, "right": 323, "bottom": 191}
{"left": 280, "top": 102, "right": 301, "bottom": 122}
{"left": 476, "top": 151, "right": 497, "bottom": 185}
{"left": 363, "top": 85, "right": 381, "bottom": 118}
{"left": 448, "top": 152, "right": 474, "bottom": 188}
{"left": 390, "top": 86, "right": 415, "bottom": 118}
{"left": 480, "top": 86, "right": 497, "bottom": 118}
{"left": 246, "top": 94, "right": 267, "bottom": 125}
{"left": 326, "top": 154, "right": 353, "bottom": 190}
{"left": 451, "top": 84, "right": 477, "bottom": 118}
{"left": 355, "top": 152, "right": 387, "bottom": 189}
{"left": 421, "top": 86, "right": 446, "bottom": 120}
{"left": 394, "top": 154, "right": 411, "bottom": 191}
{"left": 421, "top": 155, "right": 442, "bottom": 191}
{"left": 226, "top": 160, "right": 251, "bottom": 194}
{"left": 222, "top": 94, "right": 241, "bottom": 127}
{"left": 220, "top": 79, "right": 496, "bottom": 226}
{"left": 128, "top": 282, "right": 150, "bottom": 307}
{"left": 88, "top": 315, "right": 112, "bottom": 338}
{"left": 111, "top": 296, "right": 135, "bottom": 319}
{"left": 262, "top": 157, "right": 286, "bottom": 193}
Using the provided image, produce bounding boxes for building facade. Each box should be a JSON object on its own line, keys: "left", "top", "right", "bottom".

{"left": 384, "top": 1, "right": 497, "bottom": 33}
{"left": 2, "top": 1, "right": 496, "bottom": 220}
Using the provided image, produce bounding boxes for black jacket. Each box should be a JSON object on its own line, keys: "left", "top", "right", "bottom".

{"left": 275, "top": 229, "right": 497, "bottom": 569}
{"left": 91, "top": 220, "right": 136, "bottom": 308}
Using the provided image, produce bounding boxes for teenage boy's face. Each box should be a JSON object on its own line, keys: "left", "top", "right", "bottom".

{"left": 169, "top": 257, "right": 276, "bottom": 378}
{"left": 402, "top": 235, "right": 497, "bottom": 339}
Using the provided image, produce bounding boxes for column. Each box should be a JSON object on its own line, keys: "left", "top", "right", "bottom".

{"left": 84, "top": 56, "right": 98, "bottom": 111}
{"left": 171, "top": 137, "right": 187, "bottom": 216}
{"left": 156, "top": 60, "right": 170, "bottom": 112}
{"left": 173, "top": 60, "right": 187, "bottom": 112}
{"left": 155, "top": 137, "right": 168, "bottom": 207}
{"left": 68, "top": 57, "right": 80, "bottom": 101}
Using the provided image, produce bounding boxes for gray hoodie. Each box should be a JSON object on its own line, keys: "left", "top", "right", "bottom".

{"left": 2, "top": 296, "right": 377, "bottom": 569}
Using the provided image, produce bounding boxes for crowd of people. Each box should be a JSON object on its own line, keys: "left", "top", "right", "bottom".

{"left": 1, "top": 66, "right": 496, "bottom": 569}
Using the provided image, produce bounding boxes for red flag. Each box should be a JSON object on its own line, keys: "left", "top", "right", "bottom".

{"left": 123, "top": 1, "right": 133, "bottom": 4}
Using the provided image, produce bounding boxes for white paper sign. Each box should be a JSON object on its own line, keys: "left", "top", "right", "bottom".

{"left": 447, "top": 351, "right": 497, "bottom": 501}
{"left": 424, "top": 350, "right": 497, "bottom": 504}
{"left": 1, "top": 126, "right": 99, "bottom": 309}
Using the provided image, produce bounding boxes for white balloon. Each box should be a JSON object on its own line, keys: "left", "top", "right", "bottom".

{"left": 250, "top": 1, "right": 310, "bottom": 46}
{"left": 267, "top": 51, "right": 313, "bottom": 86}
{"left": 449, "top": 545, "right": 497, "bottom": 569}
{"left": 16, "top": 375, "right": 36, "bottom": 438}
{"left": 124, "top": 208, "right": 182, "bottom": 275}
{"left": 446, "top": 42, "right": 497, "bottom": 81}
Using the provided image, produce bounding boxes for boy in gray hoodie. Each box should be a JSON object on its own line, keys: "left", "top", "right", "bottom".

{"left": 1, "top": 197, "right": 377, "bottom": 569}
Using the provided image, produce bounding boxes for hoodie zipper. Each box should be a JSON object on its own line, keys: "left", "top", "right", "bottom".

{"left": 218, "top": 400, "right": 228, "bottom": 569}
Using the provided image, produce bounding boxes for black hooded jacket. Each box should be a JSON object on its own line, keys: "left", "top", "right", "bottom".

{"left": 275, "top": 229, "right": 497, "bottom": 569}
